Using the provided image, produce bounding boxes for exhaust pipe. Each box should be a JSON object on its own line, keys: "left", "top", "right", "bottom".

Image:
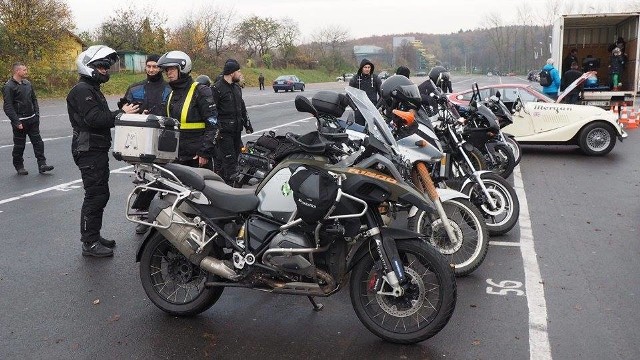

{"left": 155, "top": 207, "right": 240, "bottom": 281}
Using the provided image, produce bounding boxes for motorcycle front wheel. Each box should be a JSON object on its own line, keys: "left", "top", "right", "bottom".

{"left": 486, "top": 143, "right": 515, "bottom": 179}
{"left": 504, "top": 136, "right": 522, "bottom": 165}
{"left": 408, "top": 198, "right": 489, "bottom": 276}
{"left": 349, "top": 239, "right": 456, "bottom": 344}
{"left": 140, "top": 231, "right": 224, "bottom": 316}
{"left": 461, "top": 172, "right": 520, "bottom": 236}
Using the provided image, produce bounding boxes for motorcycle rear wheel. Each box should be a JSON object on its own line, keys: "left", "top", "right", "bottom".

{"left": 407, "top": 198, "right": 489, "bottom": 276}
{"left": 349, "top": 239, "right": 456, "bottom": 344}
{"left": 140, "top": 231, "right": 224, "bottom": 316}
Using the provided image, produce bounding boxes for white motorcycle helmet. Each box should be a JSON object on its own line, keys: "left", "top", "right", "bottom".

{"left": 76, "top": 45, "right": 118, "bottom": 83}
{"left": 157, "top": 51, "right": 192, "bottom": 76}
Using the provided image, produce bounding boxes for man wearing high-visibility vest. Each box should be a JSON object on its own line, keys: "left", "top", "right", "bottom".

{"left": 157, "top": 51, "right": 217, "bottom": 168}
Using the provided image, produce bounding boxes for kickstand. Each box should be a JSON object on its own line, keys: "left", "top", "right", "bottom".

{"left": 307, "top": 296, "right": 324, "bottom": 311}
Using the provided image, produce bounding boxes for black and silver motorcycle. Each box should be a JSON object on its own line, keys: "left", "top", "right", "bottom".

{"left": 124, "top": 96, "right": 456, "bottom": 345}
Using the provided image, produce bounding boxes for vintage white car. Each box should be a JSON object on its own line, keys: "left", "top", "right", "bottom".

{"left": 448, "top": 83, "right": 628, "bottom": 155}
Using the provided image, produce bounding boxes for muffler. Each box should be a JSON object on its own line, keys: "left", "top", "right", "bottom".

{"left": 154, "top": 206, "right": 240, "bottom": 281}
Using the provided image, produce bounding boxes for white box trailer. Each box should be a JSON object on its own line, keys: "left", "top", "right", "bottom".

{"left": 551, "top": 12, "right": 639, "bottom": 108}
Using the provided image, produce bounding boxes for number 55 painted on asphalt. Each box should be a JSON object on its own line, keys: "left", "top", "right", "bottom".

{"left": 486, "top": 279, "right": 525, "bottom": 296}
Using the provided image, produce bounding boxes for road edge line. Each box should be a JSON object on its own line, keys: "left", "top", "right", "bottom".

{"left": 513, "top": 165, "right": 552, "bottom": 360}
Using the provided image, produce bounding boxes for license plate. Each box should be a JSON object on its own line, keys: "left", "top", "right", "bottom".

{"left": 586, "top": 100, "right": 609, "bottom": 106}
{"left": 277, "top": 81, "right": 284, "bottom": 84}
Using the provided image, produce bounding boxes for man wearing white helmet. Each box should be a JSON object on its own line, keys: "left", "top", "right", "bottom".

{"left": 157, "top": 50, "right": 217, "bottom": 169}
{"left": 66, "top": 45, "right": 139, "bottom": 258}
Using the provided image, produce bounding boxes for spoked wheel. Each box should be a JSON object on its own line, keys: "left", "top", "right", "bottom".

{"left": 408, "top": 199, "right": 489, "bottom": 276}
{"left": 350, "top": 239, "right": 456, "bottom": 344}
{"left": 486, "top": 143, "right": 515, "bottom": 179}
{"left": 578, "top": 123, "right": 616, "bottom": 156}
{"left": 140, "top": 232, "right": 224, "bottom": 316}
{"left": 461, "top": 172, "right": 520, "bottom": 236}
{"left": 452, "top": 146, "right": 487, "bottom": 176}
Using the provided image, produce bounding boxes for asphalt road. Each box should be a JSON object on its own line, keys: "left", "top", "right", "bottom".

{"left": 0, "top": 75, "right": 638, "bottom": 359}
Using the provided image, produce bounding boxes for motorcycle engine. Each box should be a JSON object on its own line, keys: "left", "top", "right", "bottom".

{"left": 264, "top": 231, "right": 315, "bottom": 276}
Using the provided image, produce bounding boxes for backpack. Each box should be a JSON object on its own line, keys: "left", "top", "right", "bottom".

{"left": 539, "top": 69, "right": 552, "bottom": 87}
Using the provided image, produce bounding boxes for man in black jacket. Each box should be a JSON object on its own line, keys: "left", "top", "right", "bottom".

{"left": 562, "top": 48, "right": 579, "bottom": 75}
{"left": 120, "top": 54, "right": 170, "bottom": 116}
{"left": 349, "top": 58, "right": 382, "bottom": 125}
{"left": 212, "top": 59, "right": 253, "bottom": 184}
{"left": 67, "top": 45, "right": 139, "bottom": 257}
{"left": 158, "top": 51, "right": 218, "bottom": 168}
{"left": 3, "top": 62, "right": 54, "bottom": 175}
{"left": 560, "top": 61, "right": 583, "bottom": 104}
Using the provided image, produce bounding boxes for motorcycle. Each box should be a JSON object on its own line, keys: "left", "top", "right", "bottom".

{"left": 423, "top": 89, "right": 520, "bottom": 236}
{"left": 458, "top": 84, "right": 516, "bottom": 179}
{"left": 124, "top": 94, "right": 456, "bottom": 345}
{"left": 238, "top": 87, "right": 489, "bottom": 276}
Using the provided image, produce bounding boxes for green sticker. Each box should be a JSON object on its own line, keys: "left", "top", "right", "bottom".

{"left": 281, "top": 182, "right": 292, "bottom": 196}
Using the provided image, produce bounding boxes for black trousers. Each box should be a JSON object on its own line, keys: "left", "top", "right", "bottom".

{"left": 259, "top": 82, "right": 265, "bottom": 90}
{"left": 215, "top": 131, "right": 242, "bottom": 183}
{"left": 73, "top": 151, "right": 110, "bottom": 243}
{"left": 12, "top": 119, "right": 46, "bottom": 169}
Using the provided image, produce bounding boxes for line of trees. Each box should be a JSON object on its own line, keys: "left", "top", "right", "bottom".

{"left": 4, "top": 0, "right": 640, "bottom": 92}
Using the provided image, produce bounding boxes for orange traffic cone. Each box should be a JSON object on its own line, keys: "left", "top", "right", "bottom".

{"left": 619, "top": 105, "right": 629, "bottom": 124}
{"left": 627, "top": 108, "right": 638, "bottom": 129}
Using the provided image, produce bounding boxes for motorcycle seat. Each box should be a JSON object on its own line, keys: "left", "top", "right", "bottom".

{"left": 202, "top": 180, "right": 259, "bottom": 213}
{"left": 162, "top": 163, "right": 259, "bottom": 213}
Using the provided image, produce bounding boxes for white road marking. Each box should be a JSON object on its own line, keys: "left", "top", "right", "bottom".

{"left": 513, "top": 164, "right": 552, "bottom": 360}
{"left": 489, "top": 241, "right": 521, "bottom": 247}
{"left": 0, "top": 165, "right": 133, "bottom": 207}
{"left": 0, "top": 135, "right": 72, "bottom": 149}
{"left": 0, "top": 117, "right": 312, "bottom": 206}
{"left": 246, "top": 100, "right": 293, "bottom": 108}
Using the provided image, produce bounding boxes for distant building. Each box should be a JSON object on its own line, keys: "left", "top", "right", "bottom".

{"left": 49, "top": 31, "right": 86, "bottom": 71}
{"left": 114, "top": 51, "right": 147, "bottom": 73}
{"left": 353, "top": 45, "right": 391, "bottom": 66}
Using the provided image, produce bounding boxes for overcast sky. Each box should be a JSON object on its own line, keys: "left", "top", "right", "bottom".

{"left": 66, "top": 0, "right": 629, "bottom": 41}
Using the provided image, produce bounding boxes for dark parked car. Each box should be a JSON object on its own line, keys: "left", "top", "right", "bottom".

{"left": 273, "top": 75, "right": 305, "bottom": 92}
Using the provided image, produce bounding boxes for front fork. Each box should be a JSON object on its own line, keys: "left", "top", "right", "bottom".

{"left": 414, "top": 162, "right": 460, "bottom": 245}
{"left": 365, "top": 211, "right": 407, "bottom": 297}
{"left": 455, "top": 142, "right": 498, "bottom": 210}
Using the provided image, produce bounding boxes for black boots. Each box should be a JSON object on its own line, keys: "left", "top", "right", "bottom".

{"left": 135, "top": 223, "right": 150, "bottom": 234}
{"left": 39, "top": 164, "right": 54, "bottom": 173}
{"left": 82, "top": 241, "right": 113, "bottom": 258}
{"left": 99, "top": 237, "right": 116, "bottom": 248}
{"left": 16, "top": 168, "right": 28, "bottom": 175}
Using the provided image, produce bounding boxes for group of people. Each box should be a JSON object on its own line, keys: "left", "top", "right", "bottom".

{"left": 2, "top": 45, "right": 253, "bottom": 257}
{"left": 541, "top": 37, "right": 628, "bottom": 103}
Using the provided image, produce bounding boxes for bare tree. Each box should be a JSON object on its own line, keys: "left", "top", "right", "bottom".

{"left": 311, "top": 25, "right": 350, "bottom": 71}
{"left": 233, "top": 16, "right": 281, "bottom": 58}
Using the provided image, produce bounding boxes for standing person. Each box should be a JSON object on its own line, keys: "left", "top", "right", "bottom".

{"left": 609, "top": 47, "right": 625, "bottom": 91}
{"left": 212, "top": 59, "right": 253, "bottom": 184}
{"left": 66, "top": 45, "right": 139, "bottom": 257}
{"left": 157, "top": 50, "right": 218, "bottom": 169}
{"left": 349, "top": 58, "right": 382, "bottom": 125}
{"left": 119, "top": 54, "right": 170, "bottom": 116}
{"left": 3, "top": 62, "right": 54, "bottom": 175}
{"left": 562, "top": 48, "right": 579, "bottom": 75}
{"left": 541, "top": 58, "right": 561, "bottom": 100}
{"left": 258, "top": 73, "right": 265, "bottom": 90}
{"left": 560, "top": 61, "right": 583, "bottom": 105}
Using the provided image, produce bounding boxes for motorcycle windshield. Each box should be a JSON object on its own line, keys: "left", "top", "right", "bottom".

{"left": 345, "top": 87, "right": 397, "bottom": 147}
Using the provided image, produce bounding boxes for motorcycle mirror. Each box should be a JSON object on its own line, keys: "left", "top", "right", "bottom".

{"left": 495, "top": 91, "right": 501, "bottom": 99}
{"left": 294, "top": 95, "right": 318, "bottom": 117}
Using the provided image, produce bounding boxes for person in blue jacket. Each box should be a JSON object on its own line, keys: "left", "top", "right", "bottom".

{"left": 542, "top": 58, "right": 561, "bottom": 100}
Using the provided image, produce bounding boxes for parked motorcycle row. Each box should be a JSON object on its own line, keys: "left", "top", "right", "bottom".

{"left": 118, "top": 75, "right": 522, "bottom": 344}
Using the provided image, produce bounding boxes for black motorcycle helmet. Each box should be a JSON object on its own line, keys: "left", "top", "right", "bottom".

{"left": 195, "top": 74, "right": 212, "bottom": 86}
{"left": 380, "top": 75, "right": 421, "bottom": 110}
{"left": 428, "top": 66, "right": 450, "bottom": 88}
